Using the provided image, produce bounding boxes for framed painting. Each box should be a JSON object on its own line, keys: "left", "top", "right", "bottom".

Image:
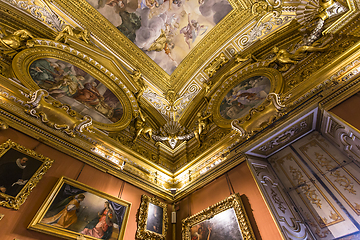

{"left": 28, "top": 176, "right": 131, "bottom": 240}
{"left": 0, "top": 139, "right": 53, "bottom": 210}
{"left": 12, "top": 40, "right": 136, "bottom": 131}
{"left": 207, "top": 67, "right": 284, "bottom": 128}
{"left": 136, "top": 195, "right": 168, "bottom": 240}
{"left": 182, "top": 193, "right": 256, "bottom": 240}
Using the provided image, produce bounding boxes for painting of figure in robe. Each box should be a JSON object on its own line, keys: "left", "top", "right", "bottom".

{"left": 220, "top": 75, "right": 271, "bottom": 120}
{"left": 86, "top": 0, "right": 233, "bottom": 74}
{"left": 29, "top": 58, "right": 124, "bottom": 124}
{"left": 190, "top": 208, "right": 243, "bottom": 240}
{"left": 40, "top": 181, "right": 129, "bottom": 240}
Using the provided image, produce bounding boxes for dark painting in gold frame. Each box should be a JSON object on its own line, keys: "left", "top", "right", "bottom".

{"left": 182, "top": 193, "right": 256, "bottom": 240}
{"left": 0, "top": 139, "right": 53, "bottom": 210}
{"left": 29, "top": 176, "right": 131, "bottom": 240}
{"left": 136, "top": 195, "right": 168, "bottom": 240}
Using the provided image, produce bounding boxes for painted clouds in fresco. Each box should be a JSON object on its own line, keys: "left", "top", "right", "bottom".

{"left": 87, "top": 0, "right": 232, "bottom": 75}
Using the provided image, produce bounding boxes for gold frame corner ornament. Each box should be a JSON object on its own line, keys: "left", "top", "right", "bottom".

{"left": 136, "top": 194, "right": 169, "bottom": 240}
{"left": 0, "top": 139, "right": 54, "bottom": 210}
{"left": 181, "top": 193, "right": 256, "bottom": 240}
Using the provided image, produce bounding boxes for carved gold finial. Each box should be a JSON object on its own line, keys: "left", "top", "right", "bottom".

{"left": 0, "top": 29, "right": 34, "bottom": 58}
{"left": 55, "top": 25, "right": 91, "bottom": 44}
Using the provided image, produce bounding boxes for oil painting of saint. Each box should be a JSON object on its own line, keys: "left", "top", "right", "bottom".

{"left": 29, "top": 58, "right": 124, "bottom": 124}
{"left": 0, "top": 148, "right": 42, "bottom": 198}
{"left": 86, "top": 0, "right": 232, "bottom": 74}
{"left": 146, "top": 203, "right": 163, "bottom": 234}
{"left": 41, "top": 183, "right": 128, "bottom": 240}
{"left": 219, "top": 76, "right": 271, "bottom": 120}
{"left": 190, "top": 208, "right": 243, "bottom": 240}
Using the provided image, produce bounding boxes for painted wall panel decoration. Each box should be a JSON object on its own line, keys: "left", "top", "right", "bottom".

{"left": 86, "top": 0, "right": 233, "bottom": 75}
{"left": 269, "top": 144, "right": 358, "bottom": 239}
{"left": 247, "top": 158, "right": 314, "bottom": 240}
{"left": 292, "top": 131, "right": 360, "bottom": 224}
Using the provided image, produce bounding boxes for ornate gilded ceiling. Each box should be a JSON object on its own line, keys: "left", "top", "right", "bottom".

{"left": 0, "top": 0, "right": 360, "bottom": 201}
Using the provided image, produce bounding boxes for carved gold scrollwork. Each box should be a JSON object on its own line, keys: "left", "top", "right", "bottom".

{"left": 289, "top": 166, "right": 322, "bottom": 208}
{"left": 204, "top": 52, "right": 229, "bottom": 78}
{"left": 24, "top": 89, "right": 94, "bottom": 137}
{"left": 314, "top": 152, "right": 356, "bottom": 195}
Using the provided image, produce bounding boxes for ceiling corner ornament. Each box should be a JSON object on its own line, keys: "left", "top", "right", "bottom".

{"left": 0, "top": 29, "right": 34, "bottom": 59}
{"left": 54, "top": 25, "right": 92, "bottom": 45}
{"left": 4, "top": 0, "right": 65, "bottom": 31}
{"left": 24, "top": 89, "right": 94, "bottom": 137}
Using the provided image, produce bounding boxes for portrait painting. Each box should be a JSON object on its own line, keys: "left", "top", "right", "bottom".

{"left": 219, "top": 75, "right": 271, "bottom": 120}
{"left": 182, "top": 193, "right": 256, "bottom": 240}
{"left": 29, "top": 58, "right": 124, "bottom": 124}
{"left": 86, "top": 0, "right": 233, "bottom": 75}
{"left": 0, "top": 139, "right": 53, "bottom": 210}
{"left": 29, "top": 177, "right": 131, "bottom": 240}
{"left": 136, "top": 195, "right": 168, "bottom": 239}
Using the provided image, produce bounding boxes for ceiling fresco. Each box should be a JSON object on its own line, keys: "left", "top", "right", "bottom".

{"left": 86, "top": 0, "right": 233, "bottom": 75}
{"left": 29, "top": 58, "right": 124, "bottom": 124}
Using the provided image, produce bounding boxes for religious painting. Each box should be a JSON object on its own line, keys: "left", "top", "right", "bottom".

{"left": 29, "top": 58, "right": 124, "bottom": 124}
{"left": 29, "top": 176, "right": 131, "bottom": 240}
{"left": 182, "top": 193, "right": 256, "bottom": 240}
{"left": 0, "top": 139, "right": 53, "bottom": 210}
{"left": 136, "top": 195, "right": 168, "bottom": 240}
{"left": 219, "top": 75, "right": 271, "bottom": 120}
{"left": 86, "top": 0, "right": 233, "bottom": 75}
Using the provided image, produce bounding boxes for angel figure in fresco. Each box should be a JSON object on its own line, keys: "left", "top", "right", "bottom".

{"left": 42, "top": 194, "right": 86, "bottom": 228}
{"left": 97, "top": 0, "right": 138, "bottom": 13}
{"left": 48, "top": 74, "right": 86, "bottom": 97}
{"left": 147, "top": 27, "right": 178, "bottom": 66}
{"left": 180, "top": 13, "right": 208, "bottom": 49}
{"left": 81, "top": 201, "right": 114, "bottom": 239}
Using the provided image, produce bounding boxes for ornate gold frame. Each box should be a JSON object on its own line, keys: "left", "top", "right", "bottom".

{"left": 28, "top": 176, "right": 131, "bottom": 240}
{"left": 0, "top": 139, "right": 54, "bottom": 210}
{"left": 182, "top": 193, "right": 256, "bottom": 240}
{"left": 11, "top": 40, "right": 135, "bottom": 131}
{"left": 208, "top": 66, "right": 284, "bottom": 128}
{"left": 136, "top": 195, "right": 168, "bottom": 240}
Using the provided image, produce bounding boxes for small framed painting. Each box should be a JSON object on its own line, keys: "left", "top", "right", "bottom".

{"left": 136, "top": 195, "right": 168, "bottom": 240}
{"left": 182, "top": 193, "right": 256, "bottom": 240}
{"left": 28, "top": 176, "right": 131, "bottom": 240}
{"left": 0, "top": 139, "right": 53, "bottom": 210}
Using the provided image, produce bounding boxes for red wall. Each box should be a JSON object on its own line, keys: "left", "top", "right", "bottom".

{"left": 331, "top": 92, "right": 360, "bottom": 130}
{"left": 175, "top": 162, "right": 282, "bottom": 240}
{"left": 0, "top": 127, "right": 281, "bottom": 240}
{"left": 0, "top": 127, "right": 172, "bottom": 240}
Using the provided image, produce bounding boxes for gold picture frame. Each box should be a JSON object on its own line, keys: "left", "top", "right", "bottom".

{"left": 136, "top": 195, "right": 168, "bottom": 240}
{"left": 182, "top": 193, "right": 256, "bottom": 240}
{"left": 28, "top": 176, "right": 131, "bottom": 240}
{"left": 12, "top": 39, "right": 137, "bottom": 131}
{"left": 0, "top": 139, "right": 53, "bottom": 210}
{"left": 208, "top": 67, "right": 284, "bottom": 128}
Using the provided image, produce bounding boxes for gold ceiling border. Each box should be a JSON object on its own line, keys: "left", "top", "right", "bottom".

{"left": 11, "top": 39, "right": 136, "bottom": 131}
{"left": 208, "top": 65, "right": 284, "bottom": 128}
{"left": 181, "top": 193, "right": 256, "bottom": 240}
